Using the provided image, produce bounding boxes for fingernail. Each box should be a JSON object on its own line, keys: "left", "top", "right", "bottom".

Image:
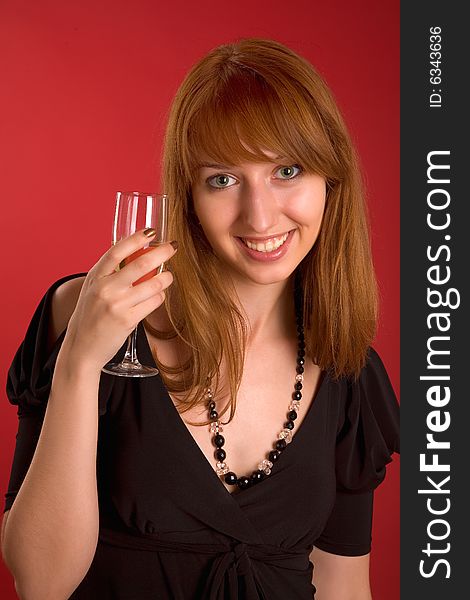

{"left": 170, "top": 240, "right": 178, "bottom": 251}
{"left": 143, "top": 228, "right": 157, "bottom": 237}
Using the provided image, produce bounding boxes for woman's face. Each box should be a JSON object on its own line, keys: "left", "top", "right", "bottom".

{"left": 191, "top": 151, "right": 326, "bottom": 287}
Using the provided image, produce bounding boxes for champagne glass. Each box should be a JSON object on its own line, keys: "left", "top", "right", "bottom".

{"left": 102, "top": 191, "right": 168, "bottom": 377}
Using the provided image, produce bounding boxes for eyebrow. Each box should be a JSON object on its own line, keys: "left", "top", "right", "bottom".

{"left": 198, "top": 156, "right": 290, "bottom": 170}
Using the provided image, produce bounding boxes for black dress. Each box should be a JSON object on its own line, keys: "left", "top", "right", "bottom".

{"left": 3, "top": 273, "right": 400, "bottom": 599}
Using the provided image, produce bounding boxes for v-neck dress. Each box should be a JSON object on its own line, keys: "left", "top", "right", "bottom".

{"left": 4, "top": 273, "right": 400, "bottom": 599}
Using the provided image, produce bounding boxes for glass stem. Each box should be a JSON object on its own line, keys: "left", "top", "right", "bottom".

{"left": 122, "top": 326, "right": 140, "bottom": 365}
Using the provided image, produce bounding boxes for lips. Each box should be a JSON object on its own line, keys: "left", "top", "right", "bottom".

{"left": 235, "top": 229, "right": 295, "bottom": 262}
{"left": 240, "top": 232, "right": 289, "bottom": 253}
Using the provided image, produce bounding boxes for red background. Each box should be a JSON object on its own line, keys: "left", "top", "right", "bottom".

{"left": 0, "top": 0, "right": 400, "bottom": 598}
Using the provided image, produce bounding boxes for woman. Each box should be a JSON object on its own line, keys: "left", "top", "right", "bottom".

{"left": 1, "top": 39, "right": 399, "bottom": 599}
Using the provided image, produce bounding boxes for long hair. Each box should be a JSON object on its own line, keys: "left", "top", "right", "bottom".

{"left": 144, "top": 38, "right": 378, "bottom": 425}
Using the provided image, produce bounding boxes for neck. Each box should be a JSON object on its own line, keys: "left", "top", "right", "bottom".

{"left": 229, "top": 276, "right": 297, "bottom": 346}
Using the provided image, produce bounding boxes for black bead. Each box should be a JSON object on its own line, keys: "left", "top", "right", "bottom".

{"left": 296, "top": 365, "right": 304, "bottom": 374}
{"left": 296, "top": 323, "right": 304, "bottom": 332}
{"left": 297, "top": 357, "right": 305, "bottom": 366}
{"left": 215, "top": 448, "right": 226, "bottom": 461}
{"left": 292, "top": 391, "right": 302, "bottom": 401}
{"left": 209, "top": 410, "right": 218, "bottom": 419}
{"left": 295, "top": 382, "right": 303, "bottom": 391}
{"left": 224, "top": 472, "right": 237, "bottom": 485}
{"left": 214, "top": 434, "right": 225, "bottom": 447}
{"left": 276, "top": 439, "right": 287, "bottom": 451}
{"left": 209, "top": 401, "right": 216, "bottom": 410}
{"left": 251, "top": 470, "right": 265, "bottom": 484}
{"left": 237, "top": 476, "right": 251, "bottom": 489}
{"left": 284, "top": 420, "right": 295, "bottom": 430}
{"left": 269, "top": 449, "right": 281, "bottom": 462}
{"left": 299, "top": 341, "right": 306, "bottom": 350}
{"left": 288, "top": 410, "right": 298, "bottom": 421}
{"left": 298, "top": 349, "right": 306, "bottom": 358}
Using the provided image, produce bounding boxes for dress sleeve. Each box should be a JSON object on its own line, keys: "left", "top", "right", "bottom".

{"left": 314, "top": 347, "right": 400, "bottom": 556}
{"left": 3, "top": 272, "right": 107, "bottom": 513}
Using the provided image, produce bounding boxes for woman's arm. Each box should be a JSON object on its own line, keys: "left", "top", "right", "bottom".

{"left": 1, "top": 234, "right": 176, "bottom": 600}
{"left": 1, "top": 277, "right": 102, "bottom": 600}
{"left": 310, "top": 547, "right": 372, "bottom": 600}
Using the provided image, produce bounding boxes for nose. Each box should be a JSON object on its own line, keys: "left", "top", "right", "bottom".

{"left": 240, "top": 178, "right": 279, "bottom": 234}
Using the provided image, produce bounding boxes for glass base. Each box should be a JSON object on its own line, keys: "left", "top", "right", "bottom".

{"left": 101, "top": 361, "right": 159, "bottom": 378}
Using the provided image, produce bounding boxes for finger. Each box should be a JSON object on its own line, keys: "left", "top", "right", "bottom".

{"left": 128, "top": 290, "right": 167, "bottom": 325}
{"left": 95, "top": 228, "right": 166, "bottom": 276}
{"left": 127, "top": 270, "right": 174, "bottom": 307}
{"left": 116, "top": 242, "right": 177, "bottom": 287}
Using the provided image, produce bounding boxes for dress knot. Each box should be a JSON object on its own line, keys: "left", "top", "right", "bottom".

{"left": 231, "top": 541, "right": 251, "bottom": 576}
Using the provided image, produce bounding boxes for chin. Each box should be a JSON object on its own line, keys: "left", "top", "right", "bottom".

{"left": 228, "top": 265, "right": 297, "bottom": 287}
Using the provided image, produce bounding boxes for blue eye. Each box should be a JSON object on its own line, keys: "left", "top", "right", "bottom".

{"left": 276, "top": 165, "right": 302, "bottom": 179}
{"left": 207, "top": 174, "right": 237, "bottom": 189}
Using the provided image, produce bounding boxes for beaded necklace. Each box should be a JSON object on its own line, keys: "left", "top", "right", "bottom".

{"left": 205, "top": 280, "right": 305, "bottom": 491}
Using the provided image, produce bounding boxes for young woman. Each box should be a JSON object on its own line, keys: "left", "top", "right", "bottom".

{"left": 1, "top": 39, "right": 399, "bottom": 599}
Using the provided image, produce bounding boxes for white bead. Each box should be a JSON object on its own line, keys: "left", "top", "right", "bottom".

{"left": 279, "top": 429, "right": 293, "bottom": 443}
{"left": 258, "top": 459, "right": 273, "bottom": 474}
{"left": 216, "top": 461, "right": 229, "bottom": 475}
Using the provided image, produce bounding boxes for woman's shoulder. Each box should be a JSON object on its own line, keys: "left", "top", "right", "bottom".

{"left": 6, "top": 273, "right": 87, "bottom": 412}
{"left": 327, "top": 346, "right": 397, "bottom": 398}
{"left": 342, "top": 346, "right": 399, "bottom": 431}
{"left": 353, "top": 346, "right": 399, "bottom": 418}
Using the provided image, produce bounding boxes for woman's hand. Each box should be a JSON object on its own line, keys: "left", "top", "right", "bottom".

{"left": 62, "top": 229, "right": 177, "bottom": 370}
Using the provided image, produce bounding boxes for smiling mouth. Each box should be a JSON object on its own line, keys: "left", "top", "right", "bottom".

{"left": 238, "top": 232, "right": 290, "bottom": 253}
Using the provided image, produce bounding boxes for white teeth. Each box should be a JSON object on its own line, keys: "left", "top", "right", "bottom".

{"left": 242, "top": 232, "right": 289, "bottom": 253}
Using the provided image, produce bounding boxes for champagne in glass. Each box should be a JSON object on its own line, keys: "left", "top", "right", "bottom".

{"left": 102, "top": 191, "right": 168, "bottom": 377}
